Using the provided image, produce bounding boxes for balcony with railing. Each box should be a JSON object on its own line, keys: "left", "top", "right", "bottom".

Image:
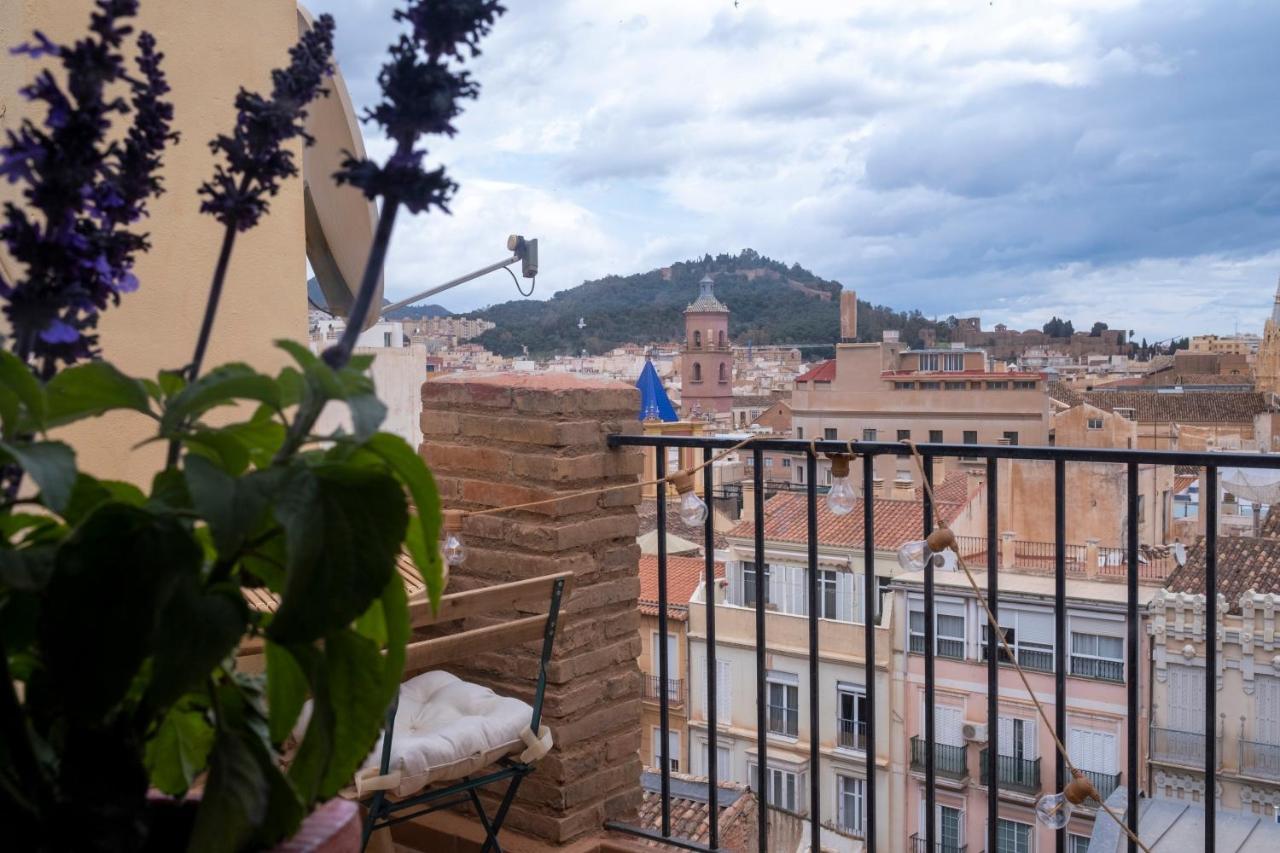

{"left": 911, "top": 833, "right": 967, "bottom": 853}
{"left": 643, "top": 675, "right": 684, "bottom": 706}
{"left": 979, "top": 749, "right": 1041, "bottom": 795}
{"left": 911, "top": 736, "right": 969, "bottom": 780}
{"left": 1071, "top": 768, "right": 1123, "bottom": 804}
{"left": 838, "top": 718, "right": 868, "bottom": 751}
{"left": 594, "top": 432, "right": 1243, "bottom": 853}
{"left": 1151, "top": 726, "right": 1215, "bottom": 768}
{"left": 1240, "top": 739, "right": 1280, "bottom": 780}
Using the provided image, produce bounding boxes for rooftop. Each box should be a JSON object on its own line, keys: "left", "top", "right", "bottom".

{"left": 1167, "top": 521, "right": 1280, "bottom": 612}
{"left": 726, "top": 472, "right": 977, "bottom": 551}
{"left": 638, "top": 555, "right": 724, "bottom": 619}
{"left": 795, "top": 359, "right": 836, "bottom": 383}
{"left": 1077, "top": 389, "right": 1271, "bottom": 423}
{"left": 636, "top": 771, "right": 755, "bottom": 849}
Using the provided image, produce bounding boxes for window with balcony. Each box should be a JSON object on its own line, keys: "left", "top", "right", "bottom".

{"left": 942, "top": 353, "right": 964, "bottom": 371}
{"left": 917, "top": 804, "right": 964, "bottom": 852}
{"left": 919, "top": 353, "right": 939, "bottom": 371}
{"left": 698, "top": 658, "right": 732, "bottom": 718}
{"left": 996, "top": 818, "right": 1032, "bottom": 853}
{"left": 766, "top": 672, "right": 799, "bottom": 737}
{"left": 741, "top": 561, "right": 768, "bottom": 607}
{"left": 652, "top": 727, "right": 680, "bottom": 772}
{"left": 750, "top": 763, "right": 804, "bottom": 814}
{"left": 650, "top": 631, "right": 679, "bottom": 702}
{"left": 1069, "top": 834, "right": 1092, "bottom": 853}
{"left": 837, "top": 774, "right": 865, "bottom": 836}
{"left": 1068, "top": 727, "right": 1119, "bottom": 799}
{"left": 1069, "top": 626, "right": 1124, "bottom": 682}
{"left": 909, "top": 599, "right": 966, "bottom": 659}
{"left": 837, "top": 684, "right": 867, "bottom": 751}
{"left": 981, "top": 607, "right": 1054, "bottom": 672}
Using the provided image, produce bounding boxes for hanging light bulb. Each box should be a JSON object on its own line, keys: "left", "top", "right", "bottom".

{"left": 897, "top": 528, "right": 959, "bottom": 572}
{"left": 1034, "top": 791, "right": 1073, "bottom": 830}
{"left": 1036, "top": 770, "right": 1099, "bottom": 830}
{"left": 671, "top": 471, "right": 708, "bottom": 526}
{"left": 825, "top": 454, "right": 856, "bottom": 516}
{"left": 440, "top": 509, "right": 467, "bottom": 568}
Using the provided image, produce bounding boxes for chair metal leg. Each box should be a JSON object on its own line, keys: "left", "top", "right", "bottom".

{"left": 479, "top": 773, "right": 525, "bottom": 853}
{"left": 361, "top": 791, "right": 387, "bottom": 852}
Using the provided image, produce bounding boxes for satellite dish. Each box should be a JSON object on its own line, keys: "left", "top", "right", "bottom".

{"left": 1173, "top": 542, "right": 1187, "bottom": 566}
{"left": 577, "top": 317, "right": 586, "bottom": 330}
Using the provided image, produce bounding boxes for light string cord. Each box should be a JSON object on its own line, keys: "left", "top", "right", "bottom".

{"left": 461, "top": 435, "right": 758, "bottom": 518}
{"left": 902, "top": 440, "right": 1152, "bottom": 853}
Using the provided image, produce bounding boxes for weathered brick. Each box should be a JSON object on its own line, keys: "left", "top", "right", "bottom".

{"left": 419, "top": 408, "right": 460, "bottom": 437}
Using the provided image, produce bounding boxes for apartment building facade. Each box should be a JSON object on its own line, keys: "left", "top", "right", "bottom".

{"left": 893, "top": 569, "right": 1157, "bottom": 853}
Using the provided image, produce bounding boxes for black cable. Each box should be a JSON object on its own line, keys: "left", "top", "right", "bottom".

{"left": 506, "top": 265, "right": 535, "bottom": 297}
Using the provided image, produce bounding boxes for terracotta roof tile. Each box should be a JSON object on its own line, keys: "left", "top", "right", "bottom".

{"left": 638, "top": 498, "right": 728, "bottom": 551}
{"left": 1078, "top": 390, "right": 1270, "bottom": 424}
{"left": 726, "top": 472, "right": 975, "bottom": 551}
{"left": 638, "top": 555, "right": 724, "bottom": 619}
{"left": 796, "top": 359, "right": 836, "bottom": 383}
{"left": 636, "top": 771, "right": 756, "bottom": 848}
{"left": 1167, "top": 533, "right": 1280, "bottom": 612}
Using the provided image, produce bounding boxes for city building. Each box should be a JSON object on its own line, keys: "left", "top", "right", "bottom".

{"left": 1257, "top": 280, "right": 1280, "bottom": 397}
{"left": 1149, "top": 524, "right": 1280, "bottom": 821}
{"left": 894, "top": 563, "right": 1159, "bottom": 853}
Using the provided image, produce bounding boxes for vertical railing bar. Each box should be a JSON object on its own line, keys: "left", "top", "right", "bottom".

{"left": 922, "top": 453, "right": 936, "bottom": 852}
{"left": 702, "top": 447, "right": 720, "bottom": 851}
{"left": 986, "top": 458, "right": 999, "bottom": 853}
{"left": 863, "top": 453, "right": 877, "bottom": 850}
{"left": 1126, "top": 462, "right": 1140, "bottom": 853}
{"left": 806, "top": 452, "right": 820, "bottom": 851}
{"left": 1054, "top": 458, "right": 1067, "bottom": 853}
{"left": 656, "top": 447, "right": 671, "bottom": 838}
{"left": 753, "top": 447, "right": 768, "bottom": 853}
{"left": 1205, "top": 464, "right": 1218, "bottom": 853}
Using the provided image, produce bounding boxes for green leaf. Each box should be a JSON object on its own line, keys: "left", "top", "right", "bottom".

{"left": 157, "top": 369, "right": 187, "bottom": 399}
{"left": 160, "top": 363, "right": 281, "bottom": 435}
{"left": 145, "top": 701, "right": 214, "bottom": 796}
{"left": 361, "top": 433, "right": 444, "bottom": 607}
{"left": 148, "top": 577, "right": 249, "bottom": 711}
{"left": 0, "top": 385, "right": 19, "bottom": 438}
{"left": 221, "top": 410, "right": 287, "bottom": 468}
{"left": 376, "top": 565, "right": 409, "bottom": 705}
{"left": 63, "top": 474, "right": 146, "bottom": 527}
{"left": 44, "top": 362, "right": 152, "bottom": 427}
{"left": 267, "top": 463, "right": 408, "bottom": 644}
{"left": 37, "top": 505, "right": 201, "bottom": 719}
{"left": 0, "top": 350, "right": 44, "bottom": 427}
{"left": 147, "top": 467, "right": 192, "bottom": 512}
{"left": 265, "top": 642, "right": 309, "bottom": 745}
{"left": 183, "top": 457, "right": 278, "bottom": 558}
{"left": 1, "top": 440, "right": 76, "bottom": 513}
{"left": 0, "top": 547, "right": 54, "bottom": 591}
{"left": 317, "top": 630, "right": 385, "bottom": 796}
{"left": 182, "top": 428, "right": 252, "bottom": 476}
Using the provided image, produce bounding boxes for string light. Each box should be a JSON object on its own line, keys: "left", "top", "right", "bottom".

{"left": 824, "top": 453, "right": 856, "bottom": 515}
{"left": 1036, "top": 770, "right": 1100, "bottom": 829}
{"left": 440, "top": 509, "right": 467, "bottom": 568}
{"left": 670, "top": 470, "right": 708, "bottom": 526}
{"left": 898, "top": 528, "right": 959, "bottom": 572}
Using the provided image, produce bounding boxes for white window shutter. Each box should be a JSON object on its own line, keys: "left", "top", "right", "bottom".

{"left": 716, "top": 659, "right": 732, "bottom": 723}
{"left": 837, "top": 571, "right": 854, "bottom": 622}
{"left": 768, "top": 565, "right": 785, "bottom": 610}
{"left": 695, "top": 654, "right": 706, "bottom": 717}
{"left": 789, "top": 566, "right": 805, "bottom": 615}
{"left": 998, "top": 716, "right": 1014, "bottom": 755}
{"left": 1024, "top": 717, "right": 1038, "bottom": 759}
{"left": 728, "top": 562, "right": 743, "bottom": 607}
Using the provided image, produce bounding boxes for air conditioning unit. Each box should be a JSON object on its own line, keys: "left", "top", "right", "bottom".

{"left": 961, "top": 721, "right": 988, "bottom": 743}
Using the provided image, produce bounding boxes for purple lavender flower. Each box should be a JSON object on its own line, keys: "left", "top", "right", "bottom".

{"left": 334, "top": 1, "right": 504, "bottom": 215}
{"left": 197, "top": 15, "right": 335, "bottom": 231}
{"left": 0, "top": 0, "right": 176, "bottom": 374}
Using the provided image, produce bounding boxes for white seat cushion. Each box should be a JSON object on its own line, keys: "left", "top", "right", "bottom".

{"left": 300, "top": 670, "right": 535, "bottom": 799}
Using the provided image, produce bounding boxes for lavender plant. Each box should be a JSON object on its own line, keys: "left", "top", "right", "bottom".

{"left": 0, "top": 1, "right": 501, "bottom": 849}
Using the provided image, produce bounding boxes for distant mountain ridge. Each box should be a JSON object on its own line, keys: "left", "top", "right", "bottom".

{"left": 471, "top": 249, "right": 937, "bottom": 357}
{"left": 306, "top": 277, "right": 451, "bottom": 319}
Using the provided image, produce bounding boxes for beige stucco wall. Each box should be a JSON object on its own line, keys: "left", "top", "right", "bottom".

{"left": 0, "top": 1, "right": 306, "bottom": 484}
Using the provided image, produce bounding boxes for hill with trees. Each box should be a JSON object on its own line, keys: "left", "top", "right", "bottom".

{"left": 469, "top": 250, "right": 938, "bottom": 357}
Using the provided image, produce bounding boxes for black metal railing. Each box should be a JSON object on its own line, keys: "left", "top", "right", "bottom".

{"left": 838, "top": 718, "right": 867, "bottom": 751}
{"left": 603, "top": 434, "right": 1248, "bottom": 853}
{"left": 911, "top": 736, "right": 968, "bottom": 780}
{"left": 979, "top": 641, "right": 1055, "bottom": 673}
{"left": 1069, "top": 655, "right": 1125, "bottom": 682}
{"left": 979, "top": 749, "right": 1041, "bottom": 794}
{"left": 1065, "top": 768, "right": 1122, "bottom": 803}
{"left": 643, "top": 676, "right": 683, "bottom": 706}
{"left": 1150, "top": 726, "right": 1209, "bottom": 766}
{"left": 1240, "top": 739, "right": 1280, "bottom": 779}
{"left": 911, "top": 833, "right": 967, "bottom": 853}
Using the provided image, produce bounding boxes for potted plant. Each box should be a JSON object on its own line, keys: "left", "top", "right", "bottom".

{"left": 0, "top": 1, "right": 505, "bottom": 849}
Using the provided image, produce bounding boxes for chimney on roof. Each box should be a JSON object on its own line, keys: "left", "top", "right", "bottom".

{"left": 840, "top": 291, "right": 858, "bottom": 342}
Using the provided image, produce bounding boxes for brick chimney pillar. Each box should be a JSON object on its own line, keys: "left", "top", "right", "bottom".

{"left": 840, "top": 290, "right": 858, "bottom": 342}
{"left": 418, "top": 373, "right": 644, "bottom": 844}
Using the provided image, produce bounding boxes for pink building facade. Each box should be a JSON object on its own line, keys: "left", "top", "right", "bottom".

{"left": 894, "top": 570, "right": 1156, "bottom": 852}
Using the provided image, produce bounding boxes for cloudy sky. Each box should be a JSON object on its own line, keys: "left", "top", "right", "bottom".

{"left": 307, "top": 0, "right": 1280, "bottom": 342}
